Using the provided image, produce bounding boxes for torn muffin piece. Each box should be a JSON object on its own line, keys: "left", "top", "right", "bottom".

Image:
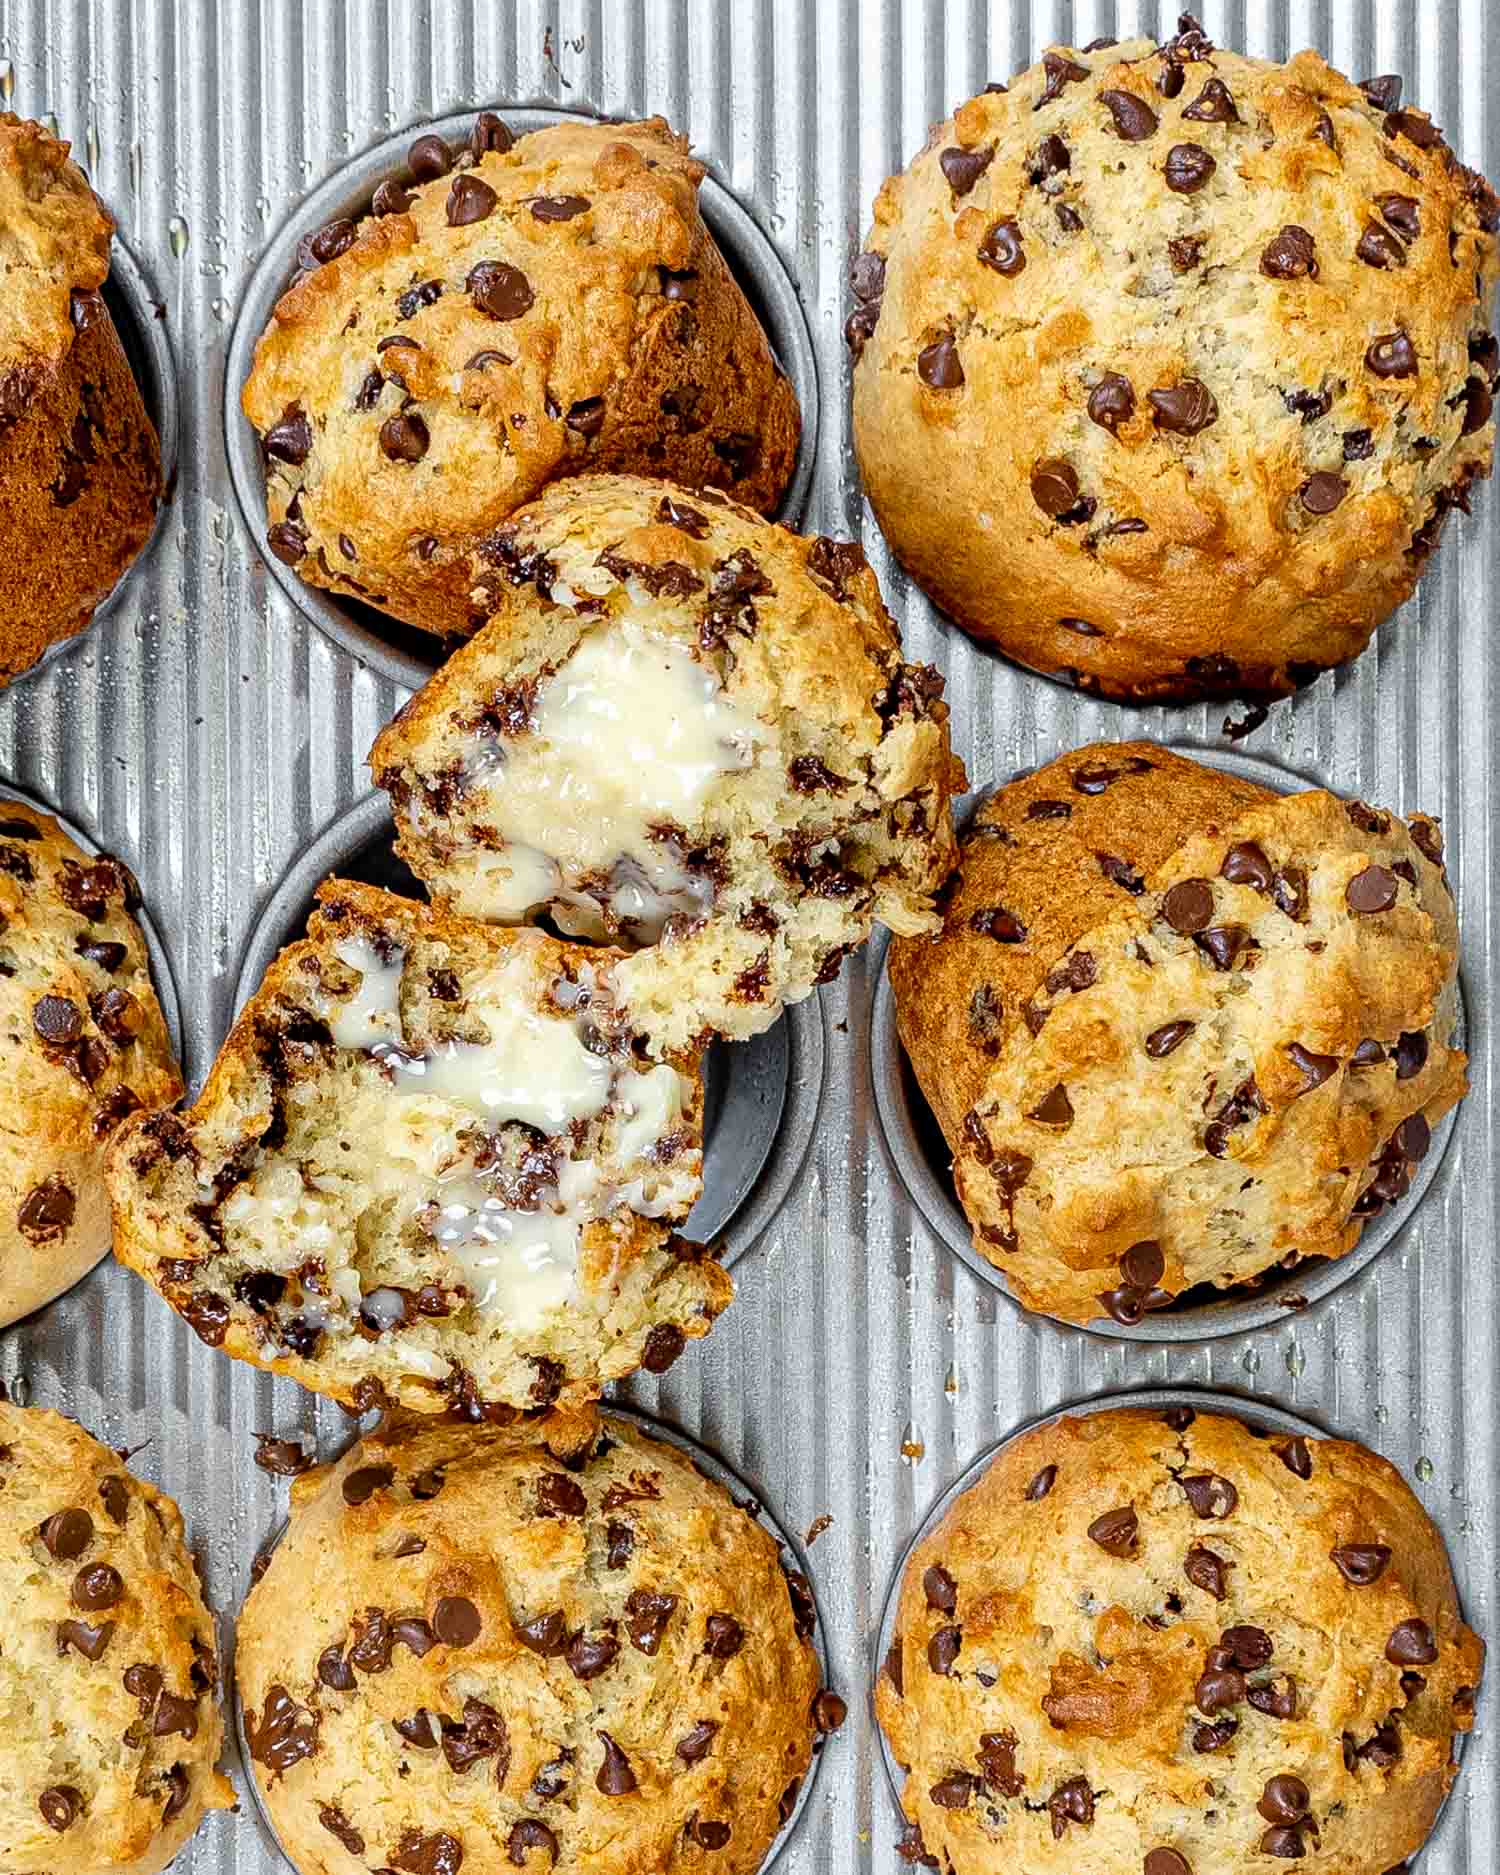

{"left": 106, "top": 880, "right": 729, "bottom": 1415}
{"left": 371, "top": 472, "right": 965, "bottom": 1054}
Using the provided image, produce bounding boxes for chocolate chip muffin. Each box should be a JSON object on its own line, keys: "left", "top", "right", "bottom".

{"left": 106, "top": 879, "right": 730, "bottom": 1417}
{"left": 242, "top": 114, "right": 799, "bottom": 640}
{"left": 877, "top": 1404, "right": 1483, "bottom": 1874}
{"left": 849, "top": 20, "right": 1500, "bottom": 701}
{"left": 237, "top": 1406, "right": 834, "bottom": 1875}
{"left": 889, "top": 743, "right": 1465, "bottom": 1324}
{"left": 0, "top": 114, "right": 161, "bottom": 681}
{"left": 0, "top": 799, "right": 181, "bottom": 1327}
{"left": 0, "top": 1399, "right": 234, "bottom": 1875}
{"left": 370, "top": 473, "right": 964, "bottom": 1054}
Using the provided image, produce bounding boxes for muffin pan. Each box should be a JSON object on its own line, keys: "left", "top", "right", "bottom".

{"left": 870, "top": 745, "right": 1466, "bottom": 1341}
{"left": 233, "top": 791, "right": 827, "bottom": 1264}
{"left": 230, "top": 1402, "right": 831, "bottom": 1873}
{"left": 224, "top": 105, "right": 820, "bottom": 691}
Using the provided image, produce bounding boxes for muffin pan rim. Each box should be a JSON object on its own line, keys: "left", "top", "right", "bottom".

{"left": 869, "top": 741, "right": 1466, "bottom": 1343}
{"left": 222, "top": 102, "right": 821, "bottom": 692}
{"left": 227, "top": 1399, "right": 833, "bottom": 1875}
{"left": 870, "top": 1382, "right": 1472, "bottom": 1852}
{"left": 230, "top": 787, "right": 827, "bottom": 1268}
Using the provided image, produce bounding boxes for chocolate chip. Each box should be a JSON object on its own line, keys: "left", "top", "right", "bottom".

{"left": 1260, "top": 224, "right": 1319, "bottom": 280}
{"left": 1163, "top": 1407, "right": 1196, "bottom": 1431}
{"left": 703, "top": 1613, "right": 745, "bottom": 1659}
{"left": 372, "top": 178, "right": 413, "bottom": 217}
{"left": 73, "top": 1563, "right": 123, "bottom": 1610}
{"left": 1156, "top": 59, "right": 1187, "bottom": 99}
{"left": 1145, "top": 1854, "right": 1193, "bottom": 1875}
{"left": 1220, "top": 842, "right": 1273, "bottom": 893}
{"left": 923, "top": 1565, "right": 957, "bottom": 1614}
{"left": 1032, "top": 133, "right": 1071, "bottom": 180}
{"left": 18, "top": 1179, "right": 75, "bottom": 1244}
{"left": 530, "top": 193, "right": 590, "bottom": 221}
{"left": 1195, "top": 1665, "right": 1245, "bottom": 1714}
{"left": 468, "top": 260, "right": 534, "bottom": 320}
{"left": 1394, "top": 1030, "right": 1429, "bottom": 1080}
{"left": 1395, "top": 1113, "right": 1432, "bottom": 1162}
{"left": 264, "top": 405, "right": 313, "bottom": 465}
{"left": 917, "top": 334, "right": 963, "bottom": 388}
{"left": 342, "top": 1465, "right": 394, "bottom": 1507}
{"left": 379, "top": 412, "right": 429, "bottom": 462}
{"left": 433, "top": 1596, "right": 481, "bottom": 1646}
{"left": 1162, "top": 878, "right": 1214, "bottom": 933}
{"left": 1300, "top": 472, "right": 1349, "bottom": 515}
{"left": 1331, "top": 1543, "right": 1392, "bottom": 1585}
{"left": 1026, "top": 1465, "right": 1057, "bottom": 1501}
{"left": 813, "top": 1690, "right": 847, "bottom": 1734}
{"left": 98, "top": 1479, "right": 129, "bottom": 1525}
{"left": 76, "top": 937, "right": 129, "bottom": 973}
{"left": 1036, "top": 52, "right": 1089, "bottom": 108}
{"left": 447, "top": 173, "right": 497, "bottom": 225}
{"left": 57, "top": 1618, "right": 114, "bottom": 1659}
{"left": 41, "top": 1508, "right": 94, "bottom": 1560}
{"left": 1149, "top": 380, "right": 1218, "bottom": 434}
{"left": 1258, "top": 1775, "right": 1309, "bottom": 1824}
{"left": 1285, "top": 388, "right": 1332, "bottom": 424}
{"left": 1356, "top": 218, "right": 1407, "bottom": 269}
{"left": 1047, "top": 1777, "right": 1094, "bottom": 1838}
{"left": 1182, "top": 77, "right": 1238, "bottom": 122}
{"left": 33, "top": 995, "right": 82, "bottom": 1045}
{"left": 153, "top": 1692, "right": 198, "bottom": 1739}
{"left": 1185, "top": 1545, "right": 1230, "bottom": 1600}
{"left": 977, "top": 218, "right": 1025, "bottom": 275}
{"left": 536, "top": 1472, "right": 587, "bottom": 1519}
{"left": 564, "top": 1630, "right": 621, "bottom": 1681}
{"left": 595, "top": 1731, "right": 637, "bottom": 1796}
{"left": 1146, "top": 1020, "right": 1195, "bottom": 1058}
{"left": 1367, "top": 332, "right": 1417, "bottom": 378}
{"left": 1026, "top": 1084, "right": 1073, "bottom": 1127}
{"left": 299, "top": 218, "right": 356, "bottom": 267}
{"left": 1100, "top": 89, "right": 1158, "bottom": 140}
{"left": 676, "top": 1720, "right": 719, "bottom": 1765}
{"left": 1286, "top": 1043, "right": 1339, "bottom": 1093}
{"left": 1098, "top": 853, "right": 1146, "bottom": 894}
{"left": 1087, "top": 373, "right": 1135, "bottom": 431}
{"left": 1164, "top": 142, "right": 1215, "bottom": 192}
{"left": 939, "top": 144, "right": 995, "bottom": 196}
{"left": 623, "top": 1589, "right": 677, "bottom": 1656}
{"left": 1276, "top": 1436, "right": 1313, "bottom": 1479}
{"left": 1386, "top": 1617, "right": 1438, "bottom": 1665}
{"left": 1168, "top": 234, "right": 1206, "bottom": 272}
{"left": 927, "top": 1625, "right": 961, "bottom": 1675}
{"left": 317, "top": 1645, "right": 355, "bottom": 1690}
{"left": 1222, "top": 1624, "right": 1273, "bottom": 1668}
{"left": 513, "top": 1610, "right": 566, "bottom": 1656}
{"left": 93, "top": 988, "right": 143, "bottom": 1044}
{"left": 39, "top": 1786, "right": 82, "bottom": 1831}
{"left": 1457, "top": 375, "right": 1494, "bottom": 436}
{"left": 1121, "top": 1242, "right": 1165, "bottom": 1289}
{"left": 929, "top": 1772, "right": 974, "bottom": 1810}
{"left": 1347, "top": 865, "right": 1398, "bottom": 913}
{"left": 407, "top": 133, "right": 452, "bottom": 180}
{"left": 1260, "top": 1826, "right": 1308, "bottom": 1857}
{"left": 970, "top": 907, "right": 1027, "bottom": 942}
{"left": 1031, "top": 458, "right": 1080, "bottom": 515}
{"left": 1181, "top": 1474, "right": 1238, "bottom": 1519}
{"left": 1087, "top": 1506, "right": 1138, "bottom": 1557}
{"left": 1248, "top": 1675, "right": 1298, "bottom": 1720}
{"left": 1195, "top": 925, "right": 1247, "bottom": 971}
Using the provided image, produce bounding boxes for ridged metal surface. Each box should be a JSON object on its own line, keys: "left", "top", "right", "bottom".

{"left": 0, "top": 3, "right": 1492, "bottom": 1871}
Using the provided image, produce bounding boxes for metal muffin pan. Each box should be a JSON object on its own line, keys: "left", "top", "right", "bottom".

{"left": 1, "top": 6, "right": 1495, "bottom": 1873}
{"left": 229, "top": 1400, "right": 832, "bottom": 1875}
{"left": 872, "top": 1386, "right": 1471, "bottom": 1863}
{"left": 871, "top": 744, "right": 1466, "bottom": 1341}
{"left": 233, "top": 790, "right": 827, "bottom": 1265}
{"left": 223, "top": 104, "right": 820, "bottom": 691}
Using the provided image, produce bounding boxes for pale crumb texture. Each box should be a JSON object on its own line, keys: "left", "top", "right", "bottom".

{"left": 371, "top": 472, "right": 965, "bottom": 1055}
{"left": 0, "top": 1402, "right": 234, "bottom": 1875}
{"left": 877, "top": 1407, "right": 1483, "bottom": 1874}
{"left": 851, "top": 22, "right": 1500, "bottom": 700}
{"left": 0, "top": 113, "right": 160, "bottom": 674}
{"left": 0, "top": 799, "right": 181, "bottom": 1328}
{"left": 237, "top": 1409, "right": 824, "bottom": 1875}
{"left": 890, "top": 742, "right": 1465, "bottom": 1323}
{"left": 242, "top": 115, "right": 799, "bottom": 639}
{"left": 106, "top": 880, "right": 730, "bottom": 1416}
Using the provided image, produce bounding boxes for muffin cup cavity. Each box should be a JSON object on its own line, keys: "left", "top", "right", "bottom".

{"left": 231, "top": 1402, "right": 831, "bottom": 1873}
{"left": 870, "top": 746, "right": 1464, "bottom": 1342}
{"left": 224, "top": 106, "right": 819, "bottom": 690}
{"left": 234, "top": 793, "right": 825, "bottom": 1265}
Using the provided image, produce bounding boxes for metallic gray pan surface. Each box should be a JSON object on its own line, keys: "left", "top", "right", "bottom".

{"left": 0, "top": 5, "right": 1493, "bottom": 1872}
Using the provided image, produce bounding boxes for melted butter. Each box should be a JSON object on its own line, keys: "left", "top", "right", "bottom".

{"left": 448, "top": 621, "right": 766, "bottom": 936}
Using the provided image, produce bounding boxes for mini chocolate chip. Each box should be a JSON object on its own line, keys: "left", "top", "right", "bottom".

{"left": 1182, "top": 77, "right": 1238, "bottom": 122}
{"left": 939, "top": 144, "right": 995, "bottom": 196}
{"left": 1088, "top": 373, "right": 1135, "bottom": 431}
{"left": 1181, "top": 1474, "right": 1237, "bottom": 1519}
{"left": 407, "top": 133, "right": 452, "bottom": 180}
{"left": 1149, "top": 380, "right": 1218, "bottom": 434}
{"left": 1300, "top": 472, "right": 1348, "bottom": 514}
{"left": 1146, "top": 1020, "right": 1195, "bottom": 1058}
{"left": 1100, "top": 90, "right": 1158, "bottom": 140}
{"left": 530, "top": 193, "right": 591, "bottom": 221}
{"left": 1367, "top": 332, "right": 1417, "bottom": 378}
{"left": 447, "top": 173, "right": 497, "bottom": 225}
{"left": 433, "top": 1596, "right": 481, "bottom": 1646}
{"left": 1088, "top": 1506, "right": 1138, "bottom": 1557}
{"left": 917, "top": 335, "right": 964, "bottom": 388}
{"left": 41, "top": 1508, "right": 94, "bottom": 1560}
{"left": 1031, "top": 458, "right": 1080, "bottom": 515}
{"left": 977, "top": 218, "right": 1025, "bottom": 275}
{"left": 923, "top": 1565, "right": 957, "bottom": 1614}
{"left": 1347, "top": 865, "right": 1398, "bottom": 913}
{"left": 468, "top": 260, "right": 534, "bottom": 320}
{"left": 379, "top": 412, "right": 429, "bottom": 462}
{"left": 1185, "top": 1545, "right": 1231, "bottom": 1600}
{"left": 1026, "top": 1465, "right": 1057, "bottom": 1501}
{"left": 1331, "top": 1543, "right": 1392, "bottom": 1585}
{"left": 927, "top": 1625, "right": 961, "bottom": 1674}
{"left": 1164, "top": 142, "right": 1215, "bottom": 192}
{"left": 1258, "top": 1775, "right": 1309, "bottom": 1824}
